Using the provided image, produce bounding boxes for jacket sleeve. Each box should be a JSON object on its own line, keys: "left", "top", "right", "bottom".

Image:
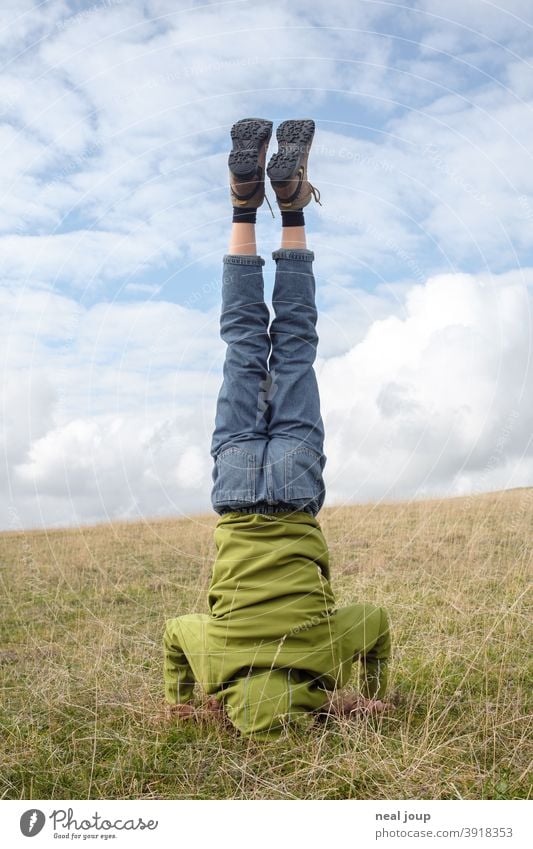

{"left": 359, "top": 607, "right": 392, "bottom": 701}
{"left": 163, "top": 618, "right": 197, "bottom": 704}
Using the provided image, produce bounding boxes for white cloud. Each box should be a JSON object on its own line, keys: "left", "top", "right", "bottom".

{"left": 2, "top": 268, "right": 532, "bottom": 529}
{"left": 9, "top": 411, "right": 214, "bottom": 529}
{"left": 1, "top": 0, "right": 533, "bottom": 529}
{"left": 320, "top": 269, "right": 533, "bottom": 503}
{"left": 0, "top": 0, "right": 69, "bottom": 51}
{"left": 2, "top": 0, "right": 532, "bottom": 287}
{"left": 1, "top": 372, "right": 58, "bottom": 475}
{"left": 416, "top": 0, "right": 533, "bottom": 46}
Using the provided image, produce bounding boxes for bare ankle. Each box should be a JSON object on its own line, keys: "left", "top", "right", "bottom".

{"left": 228, "top": 222, "right": 257, "bottom": 255}
{"left": 280, "top": 225, "right": 307, "bottom": 250}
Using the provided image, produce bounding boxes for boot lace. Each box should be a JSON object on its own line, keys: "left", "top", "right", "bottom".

{"left": 264, "top": 191, "right": 275, "bottom": 218}
{"left": 309, "top": 182, "right": 322, "bottom": 206}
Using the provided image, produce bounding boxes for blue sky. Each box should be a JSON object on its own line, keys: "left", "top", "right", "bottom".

{"left": 1, "top": 0, "right": 533, "bottom": 530}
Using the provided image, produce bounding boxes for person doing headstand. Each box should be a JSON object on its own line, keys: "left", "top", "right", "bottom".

{"left": 163, "top": 118, "right": 392, "bottom": 740}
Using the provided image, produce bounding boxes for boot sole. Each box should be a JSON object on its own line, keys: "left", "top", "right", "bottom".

{"left": 266, "top": 119, "right": 315, "bottom": 183}
{"left": 228, "top": 118, "right": 273, "bottom": 180}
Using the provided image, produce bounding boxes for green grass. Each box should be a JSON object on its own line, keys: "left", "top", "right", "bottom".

{"left": 1, "top": 487, "right": 531, "bottom": 799}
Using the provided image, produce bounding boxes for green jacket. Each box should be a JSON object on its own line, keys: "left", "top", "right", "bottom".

{"left": 163, "top": 511, "right": 390, "bottom": 739}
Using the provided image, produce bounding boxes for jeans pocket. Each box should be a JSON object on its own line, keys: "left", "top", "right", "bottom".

{"left": 212, "top": 445, "right": 256, "bottom": 504}
{"left": 283, "top": 445, "right": 323, "bottom": 501}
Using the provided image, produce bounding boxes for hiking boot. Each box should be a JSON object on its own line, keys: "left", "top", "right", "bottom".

{"left": 228, "top": 117, "right": 273, "bottom": 210}
{"left": 267, "top": 119, "right": 322, "bottom": 210}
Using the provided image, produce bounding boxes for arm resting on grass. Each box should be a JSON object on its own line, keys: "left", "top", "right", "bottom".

{"left": 359, "top": 607, "right": 391, "bottom": 701}
{"left": 163, "top": 618, "right": 196, "bottom": 704}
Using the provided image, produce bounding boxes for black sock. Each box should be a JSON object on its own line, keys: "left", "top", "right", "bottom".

{"left": 281, "top": 208, "right": 305, "bottom": 227}
{"left": 232, "top": 207, "right": 257, "bottom": 224}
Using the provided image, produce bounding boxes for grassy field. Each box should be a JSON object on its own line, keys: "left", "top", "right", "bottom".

{"left": 1, "top": 487, "right": 531, "bottom": 800}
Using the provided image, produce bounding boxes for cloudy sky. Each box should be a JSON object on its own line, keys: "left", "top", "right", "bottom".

{"left": 1, "top": 0, "right": 532, "bottom": 531}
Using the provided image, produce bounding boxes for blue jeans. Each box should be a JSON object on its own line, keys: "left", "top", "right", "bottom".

{"left": 210, "top": 248, "right": 326, "bottom": 516}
